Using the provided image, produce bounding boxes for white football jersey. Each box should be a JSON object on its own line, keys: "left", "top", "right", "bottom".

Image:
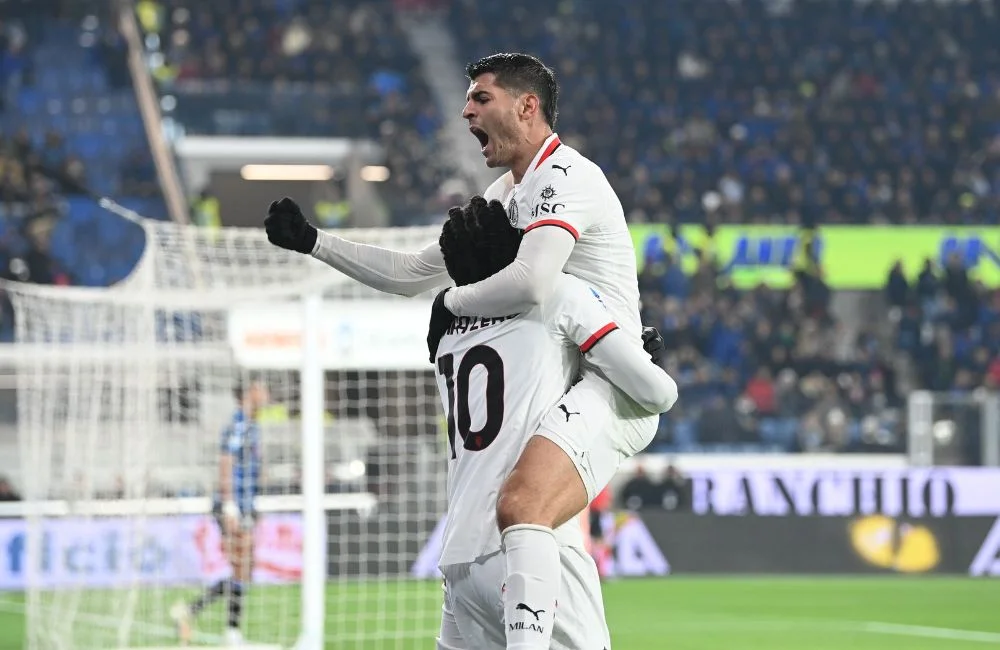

{"left": 434, "top": 274, "right": 621, "bottom": 567}
{"left": 484, "top": 133, "right": 642, "bottom": 337}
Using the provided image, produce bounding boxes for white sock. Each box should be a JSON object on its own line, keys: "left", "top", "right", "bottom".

{"left": 501, "top": 524, "right": 560, "bottom": 650}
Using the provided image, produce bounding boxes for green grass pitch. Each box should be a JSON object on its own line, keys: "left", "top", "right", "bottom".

{"left": 0, "top": 577, "right": 998, "bottom": 649}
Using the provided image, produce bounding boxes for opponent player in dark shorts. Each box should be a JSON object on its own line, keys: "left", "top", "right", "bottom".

{"left": 172, "top": 380, "right": 268, "bottom": 646}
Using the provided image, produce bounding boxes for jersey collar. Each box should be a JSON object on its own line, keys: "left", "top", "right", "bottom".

{"left": 518, "top": 133, "right": 561, "bottom": 186}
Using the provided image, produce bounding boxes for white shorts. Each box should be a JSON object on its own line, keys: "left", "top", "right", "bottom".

{"left": 536, "top": 370, "right": 659, "bottom": 501}
{"left": 437, "top": 546, "right": 610, "bottom": 650}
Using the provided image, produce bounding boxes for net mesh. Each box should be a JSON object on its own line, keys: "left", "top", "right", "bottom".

{"left": 908, "top": 390, "right": 999, "bottom": 467}
{"left": 4, "top": 216, "right": 448, "bottom": 649}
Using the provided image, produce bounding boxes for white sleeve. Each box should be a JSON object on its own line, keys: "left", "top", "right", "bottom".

{"left": 310, "top": 230, "right": 449, "bottom": 297}
{"left": 548, "top": 279, "right": 678, "bottom": 414}
{"left": 444, "top": 163, "right": 602, "bottom": 317}
{"left": 520, "top": 160, "right": 603, "bottom": 240}
{"left": 444, "top": 226, "right": 576, "bottom": 316}
{"left": 587, "top": 333, "right": 679, "bottom": 414}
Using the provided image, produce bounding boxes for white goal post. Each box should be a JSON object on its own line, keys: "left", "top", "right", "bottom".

{"left": 1, "top": 214, "right": 448, "bottom": 650}
{"left": 907, "top": 390, "right": 1000, "bottom": 467}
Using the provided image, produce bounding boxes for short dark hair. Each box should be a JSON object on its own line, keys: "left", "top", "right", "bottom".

{"left": 466, "top": 53, "right": 559, "bottom": 128}
{"left": 440, "top": 198, "right": 523, "bottom": 287}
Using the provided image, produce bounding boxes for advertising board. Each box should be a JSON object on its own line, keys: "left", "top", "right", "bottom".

{"left": 227, "top": 299, "right": 433, "bottom": 370}
{"left": 680, "top": 466, "right": 1000, "bottom": 517}
{"left": 0, "top": 514, "right": 303, "bottom": 590}
{"left": 411, "top": 511, "right": 1000, "bottom": 577}
{"left": 637, "top": 512, "right": 1000, "bottom": 576}
{"left": 631, "top": 224, "right": 1000, "bottom": 289}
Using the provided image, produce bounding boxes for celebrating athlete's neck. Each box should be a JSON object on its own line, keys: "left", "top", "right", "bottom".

{"left": 510, "top": 128, "right": 554, "bottom": 184}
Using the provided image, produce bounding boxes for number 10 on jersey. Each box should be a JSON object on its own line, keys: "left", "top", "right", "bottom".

{"left": 436, "top": 345, "right": 505, "bottom": 458}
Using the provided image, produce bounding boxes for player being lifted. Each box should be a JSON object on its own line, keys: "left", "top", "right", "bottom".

{"left": 266, "top": 53, "right": 660, "bottom": 649}
{"left": 432, "top": 199, "right": 676, "bottom": 649}
{"left": 172, "top": 380, "right": 268, "bottom": 647}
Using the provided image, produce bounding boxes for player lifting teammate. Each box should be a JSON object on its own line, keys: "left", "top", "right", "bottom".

{"left": 172, "top": 380, "right": 268, "bottom": 647}
{"left": 432, "top": 198, "right": 676, "bottom": 649}
{"left": 266, "top": 53, "right": 669, "bottom": 649}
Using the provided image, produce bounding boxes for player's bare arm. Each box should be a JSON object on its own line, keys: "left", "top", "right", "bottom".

{"left": 264, "top": 197, "right": 448, "bottom": 297}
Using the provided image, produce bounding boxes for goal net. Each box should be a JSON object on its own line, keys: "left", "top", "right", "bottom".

{"left": 2, "top": 214, "right": 449, "bottom": 650}
{"left": 907, "top": 390, "right": 1000, "bottom": 467}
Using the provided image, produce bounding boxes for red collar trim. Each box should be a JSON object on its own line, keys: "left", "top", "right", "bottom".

{"left": 533, "top": 136, "right": 562, "bottom": 170}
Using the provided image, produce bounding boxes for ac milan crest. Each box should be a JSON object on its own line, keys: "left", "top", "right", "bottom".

{"left": 507, "top": 197, "right": 519, "bottom": 227}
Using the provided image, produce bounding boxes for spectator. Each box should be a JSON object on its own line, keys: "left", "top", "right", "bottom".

{"left": 192, "top": 189, "right": 221, "bottom": 230}
{"left": 313, "top": 182, "right": 352, "bottom": 228}
{"left": 659, "top": 464, "right": 689, "bottom": 512}
{"left": 744, "top": 367, "right": 777, "bottom": 416}
{"left": 915, "top": 259, "right": 940, "bottom": 307}
{"left": 885, "top": 260, "right": 910, "bottom": 309}
{"left": 0, "top": 128, "right": 76, "bottom": 285}
{"left": 619, "top": 465, "right": 661, "bottom": 511}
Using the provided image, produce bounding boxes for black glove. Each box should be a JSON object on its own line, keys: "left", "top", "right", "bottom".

{"left": 464, "top": 195, "right": 509, "bottom": 225}
{"left": 642, "top": 326, "right": 665, "bottom": 364}
{"left": 265, "top": 197, "right": 318, "bottom": 254}
{"left": 427, "top": 288, "right": 456, "bottom": 363}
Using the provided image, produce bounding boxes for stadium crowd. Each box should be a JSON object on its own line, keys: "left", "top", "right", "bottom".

{"left": 887, "top": 252, "right": 1000, "bottom": 394}
{"left": 141, "top": 0, "right": 458, "bottom": 224}
{"left": 449, "top": 0, "right": 1000, "bottom": 226}
{"left": 0, "top": 0, "right": 997, "bottom": 453}
{"left": 440, "top": 0, "right": 1000, "bottom": 453}
{"left": 0, "top": 0, "right": 160, "bottom": 305}
{"left": 637, "top": 229, "right": 903, "bottom": 453}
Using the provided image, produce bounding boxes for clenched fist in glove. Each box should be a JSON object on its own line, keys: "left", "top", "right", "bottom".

{"left": 642, "top": 326, "right": 665, "bottom": 364}
{"left": 463, "top": 195, "right": 509, "bottom": 227}
{"left": 425, "top": 196, "right": 510, "bottom": 363}
{"left": 426, "top": 288, "right": 455, "bottom": 363}
{"left": 265, "top": 197, "right": 318, "bottom": 254}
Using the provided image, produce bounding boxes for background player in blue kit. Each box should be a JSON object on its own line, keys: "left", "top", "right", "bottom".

{"left": 172, "top": 380, "right": 269, "bottom": 647}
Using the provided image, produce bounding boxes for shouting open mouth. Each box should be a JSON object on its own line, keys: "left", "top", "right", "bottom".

{"left": 470, "top": 125, "right": 490, "bottom": 156}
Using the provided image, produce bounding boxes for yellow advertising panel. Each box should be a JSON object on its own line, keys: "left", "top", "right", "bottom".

{"left": 631, "top": 225, "right": 1000, "bottom": 289}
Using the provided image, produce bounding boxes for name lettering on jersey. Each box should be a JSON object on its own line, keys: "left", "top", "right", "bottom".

{"left": 509, "top": 622, "right": 545, "bottom": 634}
{"left": 446, "top": 314, "right": 519, "bottom": 336}
{"left": 529, "top": 184, "right": 565, "bottom": 218}
{"left": 530, "top": 202, "right": 566, "bottom": 218}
